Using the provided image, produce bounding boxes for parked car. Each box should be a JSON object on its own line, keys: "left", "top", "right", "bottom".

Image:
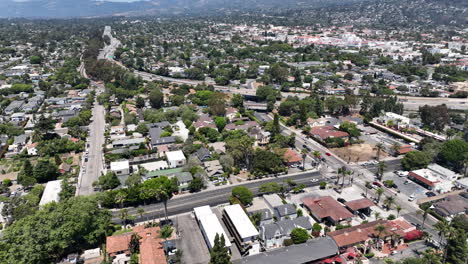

{"left": 373, "top": 181, "right": 382, "bottom": 187}
{"left": 426, "top": 192, "right": 436, "bottom": 197}
{"left": 337, "top": 198, "right": 347, "bottom": 203}
{"left": 325, "top": 152, "right": 331, "bottom": 156}
{"left": 408, "top": 194, "right": 415, "bottom": 201}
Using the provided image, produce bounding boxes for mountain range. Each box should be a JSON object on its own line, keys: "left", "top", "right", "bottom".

{"left": 0, "top": 0, "right": 360, "bottom": 18}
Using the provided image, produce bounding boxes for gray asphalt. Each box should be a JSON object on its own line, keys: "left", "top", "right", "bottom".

{"left": 112, "top": 170, "right": 323, "bottom": 223}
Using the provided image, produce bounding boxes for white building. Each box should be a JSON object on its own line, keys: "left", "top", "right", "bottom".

{"left": 378, "top": 112, "right": 410, "bottom": 128}
{"left": 222, "top": 204, "right": 260, "bottom": 256}
{"left": 138, "top": 160, "right": 169, "bottom": 172}
{"left": 110, "top": 160, "right": 130, "bottom": 176}
{"left": 39, "top": 180, "right": 63, "bottom": 206}
{"left": 408, "top": 163, "right": 459, "bottom": 193}
{"left": 194, "top": 206, "right": 232, "bottom": 250}
{"left": 165, "top": 150, "right": 186, "bottom": 168}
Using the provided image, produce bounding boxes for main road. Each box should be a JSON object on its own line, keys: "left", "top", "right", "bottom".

{"left": 112, "top": 170, "right": 323, "bottom": 224}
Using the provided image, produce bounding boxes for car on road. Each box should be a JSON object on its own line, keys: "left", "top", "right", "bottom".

{"left": 373, "top": 181, "right": 382, "bottom": 187}
{"left": 303, "top": 144, "right": 311, "bottom": 151}
{"left": 330, "top": 175, "right": 337, "bottom": 180}
{"left": 310, "top": 179, "right": 319, "bottom": 183}
{"left": 325, "top": 152, "right": 331, "bottom": 156}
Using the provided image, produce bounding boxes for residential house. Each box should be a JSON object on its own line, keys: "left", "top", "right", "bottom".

{"left": 193, "top": 115, "right": 216, "bottom": 131}
{"left": 226, "top": 107, "right": 239, "bottom": 120}
{"left": 111, "top": 138, "right": 145, "bottom": 149}
{"left": 11, "top": 112, "right": 26, "bottom": 122}
{"left": 208, "top": 142, "right": 226, "bottom": 154}
{"left": 264, "top": 194, "right": 284, "bottom": 211}
{"left": 309, "top": 126, "right": 349, "bottom": 143}
{"left": 166, "top": 150, "right": 186, "bottom": 168}
{"left": 248, "top": 127, "right": 270, "bottom": 147}
{"left": 260, "top": 217, "right": 312, "bottom": 249}
{"left": 174, "top": 172, "right": 193, "bottom": 191}
{"left": 249, "top": 209, "right": 274, "bottom": 226}
{"left": 149, "top": 127, "right": 176, "bottom": 148}
{"left": 344, "top": 198, "right": 374, "bottom": 216}
{"left": 282, "top": 148, "right": 302, "bottom": 167}
{"left": 432, "top": 192, "right": 468, "bottom": 219}
{"left": 204, "top": 160, "right": 224, "bottom": 178}
{"left": 194, "top": 147, "right": 211, "bottom": 162}
{"left": 106, "top": 225, "right": 166, "bottom": 264}
{"left": 26, "top": 142, "right": 38, "bottom": 156}
{"left": 4, "top": 100, "right": 24, "bottom": 115}
{"left": 224, "top": 120, "right": 259, "bottom": 131}
{"left": 110, "top": 160, "right": 130, "bottom": 176}
{"left": 273, "top": 204, "right": 297, "bottom": 221}
{"left": 307, "top": 117, "right": 339, "bottom": 128}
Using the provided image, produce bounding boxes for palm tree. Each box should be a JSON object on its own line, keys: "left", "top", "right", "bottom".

{"left": 376, "top": 188, "right": 384, "bottom": 203}
{"left": 374, "top": 211, "right": 381, "bottom": 220}
{"left": 384, "top": 196, "right": 395, "bottom": 211}
{"left": 418, "top": 203, "right": 432, "bottom": 228}
{"left": 301, "top": 149, "right": 308, "bottom": 171}
{"left": 391, "top": 142, "right": 401, "bottom": 156}
{"left": 364, "top": 181, "right": 372, "bottom": 197}
{"left": 313, "top": 151, "right": 321, "bottom": 167}
{"left": 137, "top": 207, "right": 145, "bottom": 221}
{"left": 422, "top": 249, "right": 442, "bottom": 264}
{"left": 377, "top": 161, "right": 386, "bottom": 181}
{"left": 374, "top": 224, "right": 386, "bottom": 243}
{"left": 395, "top": 205, "right": 402, "bottom": 217}
{"left": 375, "top": 143, "right": 384, "bottom": 161}
{"left": 119, "top": 208, "right": 129, "bottom": 228}
{"left": 115, "top": 191, "right": 127, "bottom": 208}
{"left": 434, "top": 219, "right": 449, "bottom": 247}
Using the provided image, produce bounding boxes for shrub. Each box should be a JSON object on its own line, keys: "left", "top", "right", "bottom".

{"left": 283, "top": 239, "right": 294, "bottom": 247}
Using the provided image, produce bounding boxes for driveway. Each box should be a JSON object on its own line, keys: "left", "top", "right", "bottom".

{"left": 174, "top": 214, "right": 210, "bottom": 264}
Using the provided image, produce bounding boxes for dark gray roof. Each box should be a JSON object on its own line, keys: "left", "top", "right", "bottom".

{"left": 276, "top": 219, "right": 295, "bottom": 235}
{"left": 195, "top": 147, "right": 211, "bottom": 160}
{"left": 234, "top": 237, "right": 339, "bottom": 264}
{"left": 250, "top": 209, "right": 273, "bottom": 222}
{"left": 261, "top": 223, "right": 282, "bottom": 240}
{"left": 147, "top": 121, "right": 170, "bottom": 129}
{"left": 149, "top": 127, "right": 176, "bottom": 145}
{"left": 293, "top": 216, "right": 313, "bottom": 230}
{"left": 274, "top": 204, "right": 296, "bottom": 217}
{"left": 174, "top": 172, "right": 193, "bottom": 183}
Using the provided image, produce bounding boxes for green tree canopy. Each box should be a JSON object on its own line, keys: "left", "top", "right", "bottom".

{"left": 402, "top": 151, "right": 432, "bottom": 171}
{"left": 290, "top": 228, "right": 309, "bottom": 244}
{"left": 231, "top": 186, "right": 253, "bottom": 206}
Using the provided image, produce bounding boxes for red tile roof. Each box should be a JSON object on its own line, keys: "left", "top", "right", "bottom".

{"left": 283, "top": 148, "right": 303, "bottom": 164}
{"left": 344, "top": 198, "right": 375, "bottom": 211}
{"left": 398, "top": 145, "right": 413, "bottom": 155}
{"left": 328, "top": 220, "right": 408, "bottom": 248}
{"left": 106, "top": 226, "right": 166, "bottom": 264}
{"left": 309, "top": 126, "right": 349, "bottom": 141}
{"left": 302, "top": 196, "right": 353, "bottom": 222}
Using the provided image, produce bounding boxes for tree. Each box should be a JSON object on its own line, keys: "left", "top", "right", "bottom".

{"left": 209, "top": 93, "right": 226, "bottom": 116}
{"left": 142, "top": 176, "right": 177, "bottom": 222}
{"left": 402, "top": 151, "right": 431, "bottom": 171}
{"left": 375, "top": 143, "right": 384, "bottom": 161}
{"left": 231, "top": 94, "right": 243, "bottom": 108}
{"left": 188, "top": 177, "right": 205, "bottom": 193}
{"left": 419, "top": 105, "right": 450, "bottom": 131}
{"left": 209, "top": 234, "right": 231, "bottom": 264}
{"left": 377, "top": 161, "right": 386, "bottom": 181}
{"left": 418, "top": 203, "right": 432, "bottom": 228}
{"left": 137, "top": 207, "right": 145, "bottom": 221}
{"left": 374, "top": 224, "right": 386, "bottom": 240}
{"left": 17, "top": 160, "right": 36, "bottom": 187}
{"left": 312, "top": 223, "right": 322, "bottom": 237}
{"left": 445, "top": 215, "right": 467, "bottom": 264}
{"left": 438, "top": 139, "right": 468, "bottom": 173}
{"left": 376, "top": 188, "right": 384, "bottom": 203}
{"left": 29, "top": 55, "right": 43, "bottom": 64}
{"left": 135, "top": 96, "right": 145, "bottom": 108}
{"left": 290, "top": 228, "right": 309, "bottom": 244}
{"left": 230, "top": 186, "right": 253, "bottom": 206}
{"left": 252, "top": 149, "right": 285, "bottom": 176}
{"left": 97, "top": 171, "right": 120, "bottom": 190}
{"left": 364, "top": 181, "right": 372, "bottom": 197}
{"left": 272, "top": 113, "right": 280, "bottom": 137}
{"left": 149, "top": 89, "right": 164, "bottom": 109}
{"left": 159, "top": 225, "right": 173, "bottom": 240}
{"left": 33, "top": 159, "right": 59, "bottom": 183}
{"left": 214, "top": 116, "right": 227, "bottom": 132}
{"left": 0, "top": 197, "right": 111, "bottom": 264}
{"left": 395, "top": 205, "right": 402, "bottom": 217}
{"left": 259, "top": 182, "right": 281, "bottom": 194}
{"left": 129, "top": 233, "right": 142, "bottom": 254}
{"left": 383, "top": 196, "right": 395, "bottom": 210}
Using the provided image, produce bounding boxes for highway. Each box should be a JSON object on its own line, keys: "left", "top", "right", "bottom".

{"left": 111, "top": 170, "right": 323, "bottom": 224}
{"left": 98, "top": 26, "right": 121, "bottom": 60}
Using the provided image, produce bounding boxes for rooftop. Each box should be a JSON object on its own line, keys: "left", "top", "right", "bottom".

{"left": 344, "top": 198, "right": 375, "bottom": 211}
{"left": 233, "top": 237, "right": 338, "bottom": 264}
{"left": 224, "top": 204, "right": 259, "bottom": 239}
{"left": 110, "top": 160, "right": 130, "bottom": 171}
{"left": 39, "top": 179, "right": 63, "bottom": 206}
{"left": 165, "top": 150, "right": 185, "bottom": 161}
{"left": 302, "top": 196, "right": 354, "bottom": 222}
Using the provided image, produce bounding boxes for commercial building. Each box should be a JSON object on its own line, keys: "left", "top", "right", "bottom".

{"left": 222, "top": 204, "right": 260, "bottom": 256}
{"left": 408, "top": 164, "right": 459, "bottom": 193}
{"left": 302, "top": 196, "right": 354, "bottom": 225}
{"left": 193, "top": 206, "right": 232, "bottom": 250}
{"left": 233, "top": 237, "right": 339, "bottom": 264}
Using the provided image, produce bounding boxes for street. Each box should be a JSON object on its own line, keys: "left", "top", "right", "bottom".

{"left": 112, "top": 170, "right": 323, "bottom": 223}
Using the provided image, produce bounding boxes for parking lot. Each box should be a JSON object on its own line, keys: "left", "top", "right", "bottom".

{"left": 174, "top": 214, "right": 210, "bottom": 264}
{"left": 381, "top": 171, "right": 428, "bottom": 201}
